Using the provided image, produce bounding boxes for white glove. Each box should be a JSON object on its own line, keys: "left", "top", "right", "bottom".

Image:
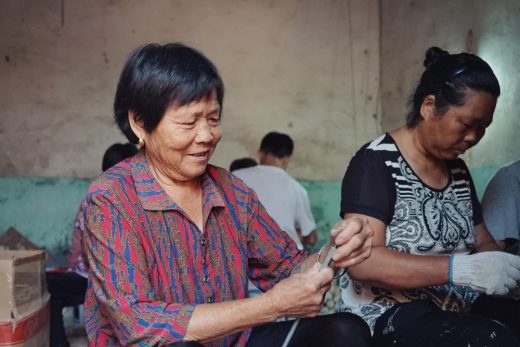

{"left": 450, "top": 251, "right": 520, "bottom": 295}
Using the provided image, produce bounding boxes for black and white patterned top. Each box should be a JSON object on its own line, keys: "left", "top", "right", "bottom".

{"left": 338, "top": 134, "right": 481, "bottom": 330}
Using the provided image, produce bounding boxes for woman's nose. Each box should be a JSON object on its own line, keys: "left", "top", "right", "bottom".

{"left": 464, "top": 127, "right": 485, "bottom": 144}
{"left": 195, "top": 121, "right": 214, "bottom": 143}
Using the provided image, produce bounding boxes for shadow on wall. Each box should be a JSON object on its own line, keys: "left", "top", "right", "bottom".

{"left": 0, "top": 166, "right": 498, "bottom": 264}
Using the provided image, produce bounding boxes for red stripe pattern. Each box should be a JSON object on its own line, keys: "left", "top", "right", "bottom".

{"left": 83, "top": 152, "right": 306, "bottom": 346}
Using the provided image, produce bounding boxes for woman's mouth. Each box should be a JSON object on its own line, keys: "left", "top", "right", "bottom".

{"left": 189, "top": 151, "right": 209, "bottom": 159}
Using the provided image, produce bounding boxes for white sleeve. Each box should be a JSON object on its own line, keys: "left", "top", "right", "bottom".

{"left": 294, "top": 183, "right": 316, "bottom": 237}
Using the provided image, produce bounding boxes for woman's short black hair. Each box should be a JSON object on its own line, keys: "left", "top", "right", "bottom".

{"left": 114, "top": 43, "right": 224, "bottom": 143}
{"left": 407, "top": 46, "right": 500, "bottom": 126}
{"left": 102, "top": 143, "right": 138, "bottom": 171}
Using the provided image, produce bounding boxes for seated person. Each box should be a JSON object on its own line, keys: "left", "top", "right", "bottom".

{"left": 229, "top": 157, "right": 257, "bottom": 172}
{"left": 338, "top": 47, "right": 520, "bottom": 346}
{"left": 82, "top": 42, "right": 374, "bottom": 346}
{"left": 233, "top": 132, "right": 317, "bottom": 250}
{"left": 47, "top": 142, "right": 137, "bottom": 347}
{"left": 482, "top": 160, "right": 520, "bottom": 254}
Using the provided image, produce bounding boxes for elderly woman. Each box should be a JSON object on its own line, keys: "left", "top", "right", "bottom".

{"left": 82, "top": 43, "right": 373, "bottom": 346}
{"left": 338, "top": 47, "right": 520, "bottom": 346}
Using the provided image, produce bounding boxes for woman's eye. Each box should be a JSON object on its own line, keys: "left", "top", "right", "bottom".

{"left": 461, "top": 121, "right": 471, "bottom": 129}
{"left": 208, "top": 117, "right": 221, "bottom": 125}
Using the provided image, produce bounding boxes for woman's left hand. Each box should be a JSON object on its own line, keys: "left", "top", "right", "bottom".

{"left": 329, "top": 217, "right": 373, "bottom": 268}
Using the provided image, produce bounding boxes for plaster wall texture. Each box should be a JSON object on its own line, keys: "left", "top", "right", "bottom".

{"left": 0, "top": 0, "right": 381, "bottom": 181}
{"left": 0, "top": 169, "right": 496, "bottom": 266}
{"left": 381, "top": 0, "right": 520, "bottom": 169}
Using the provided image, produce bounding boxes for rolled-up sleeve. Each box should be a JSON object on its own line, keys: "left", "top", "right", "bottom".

{"left": 84, "top": 190, "right": 195, "bottom": 345}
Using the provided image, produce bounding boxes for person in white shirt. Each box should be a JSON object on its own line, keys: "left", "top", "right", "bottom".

{"left": 481, "top": 160, "right": 520, "bottom": 254}
{"left": 233, "top": 132, "right": 317, "bottom": 250}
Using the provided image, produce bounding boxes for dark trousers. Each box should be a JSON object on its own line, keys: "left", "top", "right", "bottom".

{"left": 373, "top": 297, "right": 520, "bottom": 347}
{"left": 246, "top": 312, "right": 371, "bottom": 347}
{"left": 46, "top": 271, "right": 88, "bottom": 347}
{"left": 167, "top": 312, "right": 371, "bottom": 347}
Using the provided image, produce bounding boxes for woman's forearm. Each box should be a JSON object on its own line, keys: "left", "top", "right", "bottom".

{"left": 347, "top": 246, "right": 450, "bottom": 289}
{"left": 185, "top": 294, "right": 278, "bottom": 342}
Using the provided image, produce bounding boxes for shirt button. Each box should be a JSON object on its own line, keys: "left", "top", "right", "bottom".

{"left": 207, "top": 297, "right": 214, "bottom": 303}
{"left": 201, "top": 258, "right": 206, "bottom": 265}
{"left": 203, "top": 275, "right": 209, "bottom": 283}
{"left": 200, "top": 239, "right": 206, "bottom": 246}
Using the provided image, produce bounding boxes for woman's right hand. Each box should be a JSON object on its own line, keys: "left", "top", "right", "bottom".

{"left": 265, "top": 263, "right": 334, "bottom": 319}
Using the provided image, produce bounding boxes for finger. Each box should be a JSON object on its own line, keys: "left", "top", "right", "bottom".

{"left": 511, "top": 255, "right": 520, "bottom": 269}
{"left": 504, "top": 276, "right": 517, "bottom": 290}
{"left": 333, "top": 233, "right": 366, "bottom": 261}
{"left": 321, "top": 281, "right": 332, "bottom": 293}
{"left": 507, "top": 267, "right": 520, "bottom": 281}
{"left": 330, "top": 217, "right": 364, "bottom": 241}
{"left": 334, "top": 248, "right": 364, "bottom": 263}
{"left": 316, "top": 266, "right": 334, "bottom": 286}
{"left": 320, "top": 286, "right": 329, "bottom": 297}
{"left": 335, "top": 221, "right": 372, "bottom": 249}
{"left": 304, "top": 262, "right": 321, "bottom": 274}
{"left": 301, "top": 265, "right": 332, "bottom": 290}
{"left": 334, "top": 248, "right": 371, "bottom": 268}
{"left": 332, "top": 243, "right": 366, "bottom": 264}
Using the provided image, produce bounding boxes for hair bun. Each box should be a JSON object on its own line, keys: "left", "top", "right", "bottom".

{"left": 423, "top": 47, "right": 449, "bottom": 68}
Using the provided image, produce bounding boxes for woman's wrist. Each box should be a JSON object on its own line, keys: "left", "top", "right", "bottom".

{"left": 263, "top": 290, "right": 281, "bottom": 321}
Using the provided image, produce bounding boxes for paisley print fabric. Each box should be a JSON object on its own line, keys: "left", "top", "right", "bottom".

{"left": 338, "top": 134, "right": 481, "bottom": 330}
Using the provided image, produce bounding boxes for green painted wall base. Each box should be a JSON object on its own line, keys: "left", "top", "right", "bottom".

{"left": 0, "top": 177, "right": 91, "bottom": 265}
{"left": 0, "top": 166, "right": 499, "bottom": 266}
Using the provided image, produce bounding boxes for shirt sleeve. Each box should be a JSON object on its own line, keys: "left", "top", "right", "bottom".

{"left": 340, "top": 147, "right": 396, "bottom": 224}
{"left": 245, "top": 190, "right": 307, "bottom": 292}
{"left": 481, "top": 166, "right": 519, "bottom": 241}
{"left": 294, "top": 183, "right": 316, "bottom": 237}
{"left": 84, "top": 189, "right": 195, "bottom": 345}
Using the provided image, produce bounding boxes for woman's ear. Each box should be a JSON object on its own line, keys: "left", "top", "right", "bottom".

{"left": 419, "top": 95, "right": 437, "bottom": 121}
{"left": 128, "top": 111, "right": 145, "bottom": 140}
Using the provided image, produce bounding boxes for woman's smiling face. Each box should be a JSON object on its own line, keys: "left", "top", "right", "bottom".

{"left": 135, "top": 89, "right": 222, "bottom": 183}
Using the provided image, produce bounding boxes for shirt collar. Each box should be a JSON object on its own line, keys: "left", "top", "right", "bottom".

{"left": 131, "top": 151, "right": 226, "bottom": 213}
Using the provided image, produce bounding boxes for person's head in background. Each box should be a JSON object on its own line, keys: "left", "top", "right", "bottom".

{"left": 407, "top": 46, "right": 500, "bottom": 160}
{"left": 102, "top": 143, "right": 138, "bottom": 171}
{"left": 113, "top": 43, "right": 224, "bottom": 183}
{"left": 229, "top": 157, "right": 257, "bottom": 172}
{"left": 257, "top": 132, "right": 294, "bottom": 170}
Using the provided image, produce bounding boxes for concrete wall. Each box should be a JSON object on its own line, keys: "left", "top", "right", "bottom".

{"left": 381, "top": 0, "right": 520, "bottom": 170}
{"left": 0, "top": 170, "right": 495, "bottom": 265}
{"left": 3, "top": 0, "right": 519, "bottom": 263}
{"left": 0, "top": 0, "right": 381, "bottom": 181}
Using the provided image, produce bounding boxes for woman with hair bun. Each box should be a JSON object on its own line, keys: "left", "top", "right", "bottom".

{"left": 338, "top": 46, "right": 520, "bottom": 346}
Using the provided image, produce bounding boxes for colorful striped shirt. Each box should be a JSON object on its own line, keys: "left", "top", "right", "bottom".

{"left": 82, "top": 151, "right": 306, "bottom": 346}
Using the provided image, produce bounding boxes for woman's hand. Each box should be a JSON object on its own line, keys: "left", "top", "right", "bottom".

{"left": 266, "top": 263, "right": 333, "bottom": 319}
{"left": 330, "top": 217, "right": 373, "bottom": 268}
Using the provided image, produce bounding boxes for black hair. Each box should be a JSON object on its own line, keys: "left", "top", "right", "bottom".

{"left": 407, "top": 46, "right": 500, "bottom": 126}
{"left": 102, "top": 143, "right": 138, "bottom": 171}
{"left": 114, "top": 43, "right": 224, "bottom": 143}
{"left": 229, "top": 157, "right": 258, "bottom": 172}
{"left": 259, "top": 132, "right": 294, "bottom": 158}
